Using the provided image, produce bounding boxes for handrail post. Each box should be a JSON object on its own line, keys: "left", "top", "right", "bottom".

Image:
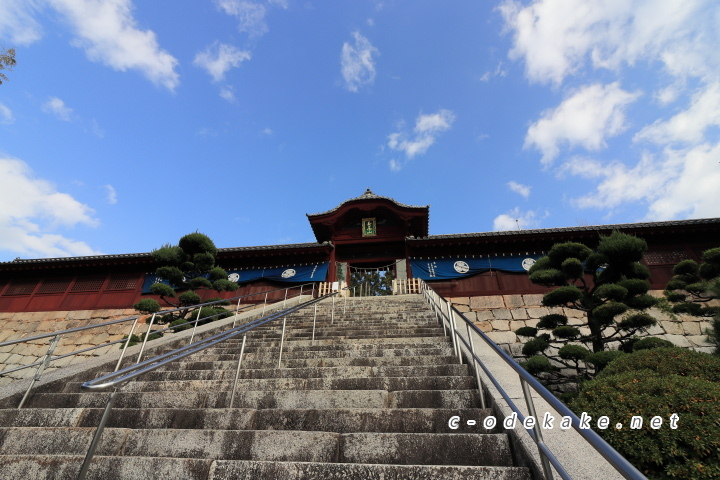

{"left": 449, "top": 304, "right": 463, "bottom": 365}
{"left": 115, "top": 316, "right": 140, "bottom": 372}
{"left": 343, "top": 291, "right": 347, "bottom": 315}
{"left": 17, "top": 334, "right": 61, "bottom": 409}
{"left": 445, "top": 300, "right": 460, "bottom": 362}
{"left": 312, "top": 302, "right": 318, "bottom": 343}
{"left": 77, "top": 389, "right": 118, "bottom": 480}
{"left": 331, "top": 294, "right": 335, "bottom": 325}
{"left": 233, "top": 297, "right": 242, "bottom": 327}
{"left": 261, "top": 292, "right": 269, "bottom": 316}
{"left": 311, "top": 283, "right": 315, "bottom": 298}
{"left": 466, "top": 322, "right": 486, "bottom": 409}
{"left": 277, "top": 317, "right": 287, "bottom": 368}
{"left": 521, "top": 377, "right": 555, "bottom": 480}
{"left": 136, "top": 312, "right": 158, "bottom": 364}
{"left": 229, "top": 335, "right": 247, "bottom": 409}
{"left": 283, "top": 288, "right": 288, "bottom": 308}
{"left": 189, "top": 307, "right": 203, "bottom": 344}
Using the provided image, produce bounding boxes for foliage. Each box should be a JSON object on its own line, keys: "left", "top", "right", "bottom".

{"left": 118, "top": 331, "right": 163, "bottom": 349}
{"left": 519, "top": 231, "right": 659, "bottom": 382}
{"left": 350, "top": 269, "right": 395, "bottom": 296}
{"left": 572, "top": 354, "right": 720, "bottom": 479}
{"left": 599, "top": 347, "right": 720, "bottom": 382}
{"left": 631, "top": 336, "right": 675, "bottom": 351}
{"left": 0, "top": 46, "right": 16, "bottom": 84}
{"left": 133, "top": 298, "right": 162, "bottom": 314}
{"left": 664, "top": 247, "right": 720, "bottom": 355}
{"left": 134, "top": 232, "right": 238, "bottom": 319}
{"left": 585, "top": 350, "right": 625, "bottom": 373}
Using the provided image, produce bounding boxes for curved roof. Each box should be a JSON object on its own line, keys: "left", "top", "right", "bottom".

{"left": 307, "top": 188, "right": 428, "bottom": 217}
{"left": 406, "top": 217, "right": 720, "bottom": 241}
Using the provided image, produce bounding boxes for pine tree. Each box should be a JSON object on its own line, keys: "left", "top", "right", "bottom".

{"left": 518, "top": 231, "right": 658, "bottom": 379}
{"left": 133, "top": 232, "right": 238, "bottom": 318}
{"left": 0, "top": 46, "right": 16, "bottom": 85}
{"left": 665, "top": 247, "right": 720, "bottom": 353}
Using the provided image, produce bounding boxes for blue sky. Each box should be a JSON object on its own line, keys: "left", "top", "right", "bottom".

{"left": 1, "top": 0, "right": 719, "bottom": 261}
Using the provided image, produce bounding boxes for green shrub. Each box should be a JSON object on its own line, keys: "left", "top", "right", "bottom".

{"left": 520, "top": 355, "right": 555, "bottom": 374}
{"left": 133, "top": 298, "right": 161, "bottom": 314}
{"left": 585, "top": 350, "right": 625, "bottom": 372}
{"left": 632, "top": 337, "right": 675, "bottom": 351}
{"left": 515, "top": 326, "right": 538, "bottom": 337}
{"left": 599, "top": 348, "right": 720, "bottom": 382}
{"left": 558, "top": 344, "right": 591, "bottom": 361}
{"left": 572, "top": 371, "right": 720, "bottom": 479}
{"left": 118, "top": 331, "right": 163, "bottom": 349}
{"left": 169, "top": 318, "right": 191, "bottom": 333}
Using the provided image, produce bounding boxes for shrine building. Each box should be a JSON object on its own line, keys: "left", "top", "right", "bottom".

{"left": 1, "top": 188, "right": 719, "bottom": 313}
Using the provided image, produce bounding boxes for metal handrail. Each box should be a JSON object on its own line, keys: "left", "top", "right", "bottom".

{"left": 0, "top": 282, "right": 318, "bottom": 408}
{"left": 76, "top": 292, "right": 339, "bottom": 480}
{"left": 419, "top": 280, "right": 646, "bottom": 480}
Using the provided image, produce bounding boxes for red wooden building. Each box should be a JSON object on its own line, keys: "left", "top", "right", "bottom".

{"left": 1, "top": 188, "right": 719, "bottom": 312}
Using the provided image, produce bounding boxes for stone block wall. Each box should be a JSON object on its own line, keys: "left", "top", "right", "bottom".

{"left": 0, "top": 308, "right": 149, "bottom": 386}
{"left": 449, "top": 292, "right": 715, "bottom": 359}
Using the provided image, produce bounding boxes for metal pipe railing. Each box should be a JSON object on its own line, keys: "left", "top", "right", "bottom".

{"left": 418, "top": 280, "right": 646, "bottom": 480}
{"left": 77, "top": 292, "right": 337, "bottom": 479}
{"left": 0, "top": 282, "right": 318, "bottom": 408}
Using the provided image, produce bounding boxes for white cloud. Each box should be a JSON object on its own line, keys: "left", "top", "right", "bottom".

{"left": 215, "top": 0, "right": 269, "bottom": 37}
{"left": 0, "top": 103, "right": 14, "bottom": 124}
{"left": 636, "top": 82, "right": 720, "bottom": 145}
{"left": 499, "top": 0, "right": 718, "bottom": 86}
{"left": 194, "top": 43, "right": 251, "bottom": 82}
{"left": 42, "top": 97, "right": 74, "bottom": 122}
{"left": 48, "top": 0, "right": 179, "bottom": 91}
{"left": 493, "top": 207, "right": 544, "bottom": 231}
{"left": 0, "top": 156, "right": 101, "bottom": 258}
{"left": 525, "top": 83, "right": 640, "bottom": 165}
{"left": 389, "top": 159, "right": 402, "bottom": 172}
{"left": 0, "top": 0, "right": 43, "bottom": 45}
{"left": 560, "top": 143, "right": 720, "bottom": 220}
{"left": 387, "top": 109, "right": 456, "bottom": 161}
{"left": 341, "top": 31, "right": 379, "bottom": 93}
{"left": 480, "top": 62, "right": 508, "bottom": 82}
{"left": 219, "top": 85, "right": 236, "bottom": 103}
{"left": 262, "top": 127, "right": 273, "bottom": 136}
{"left": 104, "top": 184, "right": 117, "bottom": 204}
{"left": 507, "top": 181, "right": 531, "bottom": 198}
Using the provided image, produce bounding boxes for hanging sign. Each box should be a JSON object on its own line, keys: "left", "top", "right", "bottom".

{"left": 362, "top": 218, "right": 377, "bottom": 237}
{"left": 142, "top": 262, "right": 329, "bottom": 293}
{"left": 409, "top": 255, "right": 543, "bottom": 281}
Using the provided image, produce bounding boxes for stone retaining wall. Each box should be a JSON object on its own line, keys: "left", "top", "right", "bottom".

{"left": 449, "top": 291, "right": 715, "bottom": 358}
{"left": 0, "top": 308, "right": 149, "bottom": 387}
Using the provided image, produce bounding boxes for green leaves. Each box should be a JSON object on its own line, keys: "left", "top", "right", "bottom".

{"left": 542, "top": 286, "right": 582, "bottom": 306}
{"left": 149, "top": 282, "right": 175, "bottom": 298}
{"left": 179, "top": 232, "right": 217, "bottom": 256}
{"left": 133, "top": 298, "right": 161, "bottom": 313}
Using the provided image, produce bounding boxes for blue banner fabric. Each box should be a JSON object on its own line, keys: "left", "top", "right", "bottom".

{"left": 142, "top": 262, "right": 329, "bottom": 293}
{"left": 409, "top": 255, "right": 543, "bottom": 281}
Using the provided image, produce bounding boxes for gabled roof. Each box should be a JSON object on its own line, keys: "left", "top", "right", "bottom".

{"left": 307, "top": 188, "right": 428, "bottom": 217}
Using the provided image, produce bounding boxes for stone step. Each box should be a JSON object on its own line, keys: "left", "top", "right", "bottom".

{"left": 28, "top": 389, "right": 479, "bottom": 409}
{"left": 191, "top": 346, "right": 454, "bottom": 361}
{"left": 130, "top": 364, "right": 472, "bottom": 382}
{"left": 63, "top": 375, "right": 476, "bottom": 393}
{"left": 0, "top": 407, "right": 494, "bottom": 433}
{"left": 0, "top": 456, "right": 531, "bottom": 480}
{"left": 0, "top": 428, "right": 513, "bottom": 466}
{"left": 204, "top": 340, "right": 452, "bottom": 354}
{"left": 209, "top": 460, "right": 532, "bottom": 480}
{"left": 165, "top": 354, "right": 460, "bottom": 370}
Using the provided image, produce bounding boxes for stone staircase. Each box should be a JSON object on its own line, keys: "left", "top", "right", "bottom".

{"left": 0, "top": 295, "right": 533, "bottom": 479}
